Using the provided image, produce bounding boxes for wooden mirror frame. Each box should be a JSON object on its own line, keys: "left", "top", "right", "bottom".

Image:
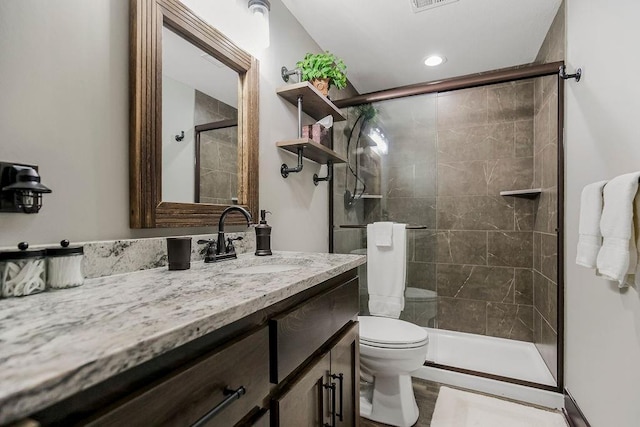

{"left": 130, "top": 0, "right": 259, "bottom": 228}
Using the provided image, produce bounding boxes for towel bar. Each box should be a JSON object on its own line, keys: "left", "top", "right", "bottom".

{"left": 338, "top": 224, "right": 428, "bottom": 230}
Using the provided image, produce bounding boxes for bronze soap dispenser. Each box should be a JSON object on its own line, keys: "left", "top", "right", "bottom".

{"left": 255, "top": 210, "right": 272, "bottom": 256}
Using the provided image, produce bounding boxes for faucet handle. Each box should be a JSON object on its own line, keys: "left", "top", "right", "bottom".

{"left": 226, "top": 236, "right": 243, "bottom": 253}
{"left": 197, "top": 239, "right": 217, "bottom": 262}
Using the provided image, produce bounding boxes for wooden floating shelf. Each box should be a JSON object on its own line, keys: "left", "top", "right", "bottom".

{"left": 277, "top": 139, "right": 347, "bottom": 164}
{"left": 499, "top": 188, "right": 542, "bottom": 198}
{"left": 276, "top": 82, "right": 346, "bottom": 122}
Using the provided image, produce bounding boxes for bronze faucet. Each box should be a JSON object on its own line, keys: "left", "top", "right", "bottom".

{"left": 199, "top": 206, "right": 252, "bottom": 262}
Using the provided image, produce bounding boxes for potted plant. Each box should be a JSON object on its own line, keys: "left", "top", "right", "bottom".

{"left": 296, "top": 51, "right": 347, "bottom": 96}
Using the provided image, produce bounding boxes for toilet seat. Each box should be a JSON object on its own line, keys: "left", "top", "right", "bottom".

{"left": 359, "top": 316, "right": 429, "bottom": 349}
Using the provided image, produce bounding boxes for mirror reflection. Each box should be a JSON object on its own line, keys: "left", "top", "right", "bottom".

{"left": 161, "top": 26, "right": 239, "bottom": 204}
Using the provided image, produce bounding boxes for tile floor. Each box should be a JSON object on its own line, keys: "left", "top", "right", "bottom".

{"left": 360, "top": 378, "right": 565, "bottom": 427}
{"left": 360, "top": 378, "right": 441, "bottom": 427}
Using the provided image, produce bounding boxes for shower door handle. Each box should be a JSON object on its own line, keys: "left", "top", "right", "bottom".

{"left": 330, "top": 373, "right": 344, "bottom": 421}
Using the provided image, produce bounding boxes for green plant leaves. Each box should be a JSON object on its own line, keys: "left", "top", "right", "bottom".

{"left": 295, "top": 51, "right": 348, "bottom": 90}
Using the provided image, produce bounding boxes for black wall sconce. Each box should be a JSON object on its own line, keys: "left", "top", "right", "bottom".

{"left": 0, "top": 162, "right": 52, "bottom": 214}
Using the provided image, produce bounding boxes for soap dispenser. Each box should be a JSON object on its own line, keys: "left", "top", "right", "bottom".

{"left": 255, "top": 210, "right": 272, "bottom": 256}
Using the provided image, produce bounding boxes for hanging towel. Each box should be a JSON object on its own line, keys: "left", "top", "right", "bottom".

{"left": 596, "top": 172, "right": 640, "bottom": 286}
{"left": 576, "top": 180, "right": 608, "bottom": 268}
{"left": 367, "top": 223, "right": 407, "bottom": 318}
{"left": 373, "top": 221, "right": 394, "bottom": 247}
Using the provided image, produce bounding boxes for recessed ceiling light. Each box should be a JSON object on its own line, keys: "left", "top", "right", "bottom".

{"left": 424, "top": 55, "right": 446, "bottom": 67}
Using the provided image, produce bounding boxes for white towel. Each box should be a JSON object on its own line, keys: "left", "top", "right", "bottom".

{"left": 373, "top": 221, "right": 394, "bottom": 247}
{"left": 596, "top": 172, "right": 640, "bottom": 286}
{"left": 367, "top": 223, "right": 406, "bottom": 318}
{"left": 576, "top": 180, "right": 608, "bottom": 268}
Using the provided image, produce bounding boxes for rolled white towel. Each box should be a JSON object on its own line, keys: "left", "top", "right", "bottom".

{"left": 596, "top": 172, "right": 640, "bottom": 286}
{"left": 576, "top": 180, "right": 607, "bottom": 268}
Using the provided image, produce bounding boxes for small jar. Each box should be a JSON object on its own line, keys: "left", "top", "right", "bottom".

{"left": 46, "top": 240, "right": 84, "bottom": 289}
{"left": 0, "top": 242, "right": 47, "bottom": 298}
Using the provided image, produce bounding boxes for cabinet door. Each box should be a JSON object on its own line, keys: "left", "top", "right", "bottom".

{"left": 272, "top": 352, "right": 331, "bottom": 427}
{"left": 330, "top": 323, "right": 360, "bottom": 427}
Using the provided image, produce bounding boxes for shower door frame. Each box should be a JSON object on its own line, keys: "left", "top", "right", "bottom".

{"left": 330, "top": 61, "right": 566, "bottom": 393}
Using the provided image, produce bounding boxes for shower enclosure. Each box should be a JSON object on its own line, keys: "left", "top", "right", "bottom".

{"left": 330, "top": 63, "right": 563, "bottom": 394}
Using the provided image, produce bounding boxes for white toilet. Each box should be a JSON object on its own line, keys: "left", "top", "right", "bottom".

{"left": 359, "top": 314, "right": 429, "bottom": 427}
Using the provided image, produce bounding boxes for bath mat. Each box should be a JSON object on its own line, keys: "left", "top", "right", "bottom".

{"left": 430, "top": 387, "right": 568, "bottom": 427}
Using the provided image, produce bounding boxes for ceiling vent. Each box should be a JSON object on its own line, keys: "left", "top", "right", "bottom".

{"left": 410, "top": 0, "right": 459, "bottom": 13}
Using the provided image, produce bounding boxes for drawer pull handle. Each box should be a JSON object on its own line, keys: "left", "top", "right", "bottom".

{"left": 191, "top": 386, "right": 246, "bottom": 427}
{"left": 331, "top": 373, "right": 344, "bottom": 421}
{"left": 323, "top": 382, "right": 336, "bottom": 427}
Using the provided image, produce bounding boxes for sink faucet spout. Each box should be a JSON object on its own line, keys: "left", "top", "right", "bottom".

{"left": 217, "top": 206, "right": 253, "bottom": 256}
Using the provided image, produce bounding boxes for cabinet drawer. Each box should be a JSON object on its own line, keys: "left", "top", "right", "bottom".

{"left": 270, "top": 277, "right": 358, "bottom": 383}
{"left": 87, "top": 327, "right": 270, "bottom": 427}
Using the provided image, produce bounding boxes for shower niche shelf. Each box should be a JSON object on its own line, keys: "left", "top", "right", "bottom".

{"left": 276, "top": 81, "right": 347, "bottom": 184}
{"left": 499, "top": 188, "right": 542, "bottom": 198}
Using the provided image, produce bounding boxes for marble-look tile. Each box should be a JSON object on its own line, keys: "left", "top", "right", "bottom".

{"left": 534, "top": 189, "right": 558, "bottom": 234}
{"left": 437, "top": 264, "right": 514, "bottom": 303}
{"left": 384, "top": 130, "right": 437, "bottom": 168}
{"left": 540, "top": 232, "right": 558, "bottom": 282}
{"left": 407, "top": 262, "right": 437, "bottom": 291}
{"left": 437, "top": 297, "right": 487, "bottom": 334}
{"left": 533, "top": 231, "right": 542, "bottom": 272}
{"left": 217, "top": 141, "right": 238, "bottom": 174}
{"left": 437, "top": 123, "right": 514, "bottom": 163}
{"left": 437, "top": 87, "right": 488, "bottom": 130}
{"left": 533, "top": 271, "right": 557, "bottom": 331}
{"left": 386, "top": 165, "right": 415, "bottom": 198}
{"left": 437, "top": 161, "right": 487, "bottom": 196}
{"left": 514, "top": 197, "right": 536, "bottom": 231}
{"left": 515, "top": 268, "right": 533, "bottom": 305}
{"left": 387, "top": 197, "right": 436, "bottom": 228}
{"left": 541, "top": 143, "right": 558, "bottom": 189}
{"left": 437, "top": 196, "right": 514, "bottom": 230}
{"left": 534, "top": 99, "right": 550, "bottom": 154}
{"left": 201, "top": 170, "right": 232, "bottom": 199}
{"left": 413, "top": 229, "right": 437, "bottom": 263}
{"left": 515, "top": 120, "right": 534, "bottom": 158}
{"left": 486, "top": 303, "right": 534, "bottom": 342}
{"left": 533, "top": 149, "right": 543, "bottom": 188}
{"left": 486, "top": 157, "right": 534, "bottom": 194}
{"left": 487, "top": 231, "right": 533, "bottom": 268}
{"left": 488, "top": 82, "right": 533, "bottom": 124}
{"left": 436, "top": 231, "right": 487, "bottom": 265}
{"left": 0, "top": 251, "right": 365, "bottom": 423}
{"left": 414, "top": 161, "right": 437, "bottom": 198}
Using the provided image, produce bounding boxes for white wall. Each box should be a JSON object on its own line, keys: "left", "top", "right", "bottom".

{"left": 565, "top": 1, "right": 640, "bottom": 425}
{"left": 162, "top": 76, "right": 195, "bottom": 203}
{"left": 0, "top": 0, "right": 329, "bottom": 252}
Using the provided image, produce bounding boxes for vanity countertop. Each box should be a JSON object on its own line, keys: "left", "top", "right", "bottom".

{"left": 0, "top": 251, "right": 365, "bottom": 424}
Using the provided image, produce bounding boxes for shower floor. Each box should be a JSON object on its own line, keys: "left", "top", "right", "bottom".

{"left": 423, "top": 328, "right": 556, "bottom": 387}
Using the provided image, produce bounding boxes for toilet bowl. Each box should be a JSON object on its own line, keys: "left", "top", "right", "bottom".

{"left": 359, "top": 315, "right": 429, "bottom": 427}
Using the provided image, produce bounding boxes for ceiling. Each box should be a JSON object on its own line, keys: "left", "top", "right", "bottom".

{"left": 281, "top": 0, "right": 561, "bottom": 94}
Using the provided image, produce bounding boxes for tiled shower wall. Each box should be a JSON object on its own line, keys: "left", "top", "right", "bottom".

{"left": 532, "top": 1, "right": 564, "bottom": 381}
{"left": 433, "top": 82, "right": 537, "bottom": 341}
{"left": 195, "top": 90, "right": 238, "bottom": 204}
{"left": 333, "top": 85, "right": 540, "bottom": 341}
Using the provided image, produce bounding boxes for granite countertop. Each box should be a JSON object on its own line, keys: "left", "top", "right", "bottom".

{"left": 0, "top": 251, "right": 365, "bottom": 424}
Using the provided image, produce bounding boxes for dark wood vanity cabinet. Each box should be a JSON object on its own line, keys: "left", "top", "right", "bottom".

{"left": 28, "top": 270, "right": 359, "bottom": 427}
{"left": 271, "top": 323, "right": 359, "bottom": 427}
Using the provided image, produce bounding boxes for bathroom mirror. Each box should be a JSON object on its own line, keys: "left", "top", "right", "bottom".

{"left": 130, "top": 0, "right": 259, "bottom": 228}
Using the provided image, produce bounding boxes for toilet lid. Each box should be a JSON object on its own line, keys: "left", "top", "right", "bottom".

{"left": 358, "top": 316, "right": 428, "bottom": 348}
